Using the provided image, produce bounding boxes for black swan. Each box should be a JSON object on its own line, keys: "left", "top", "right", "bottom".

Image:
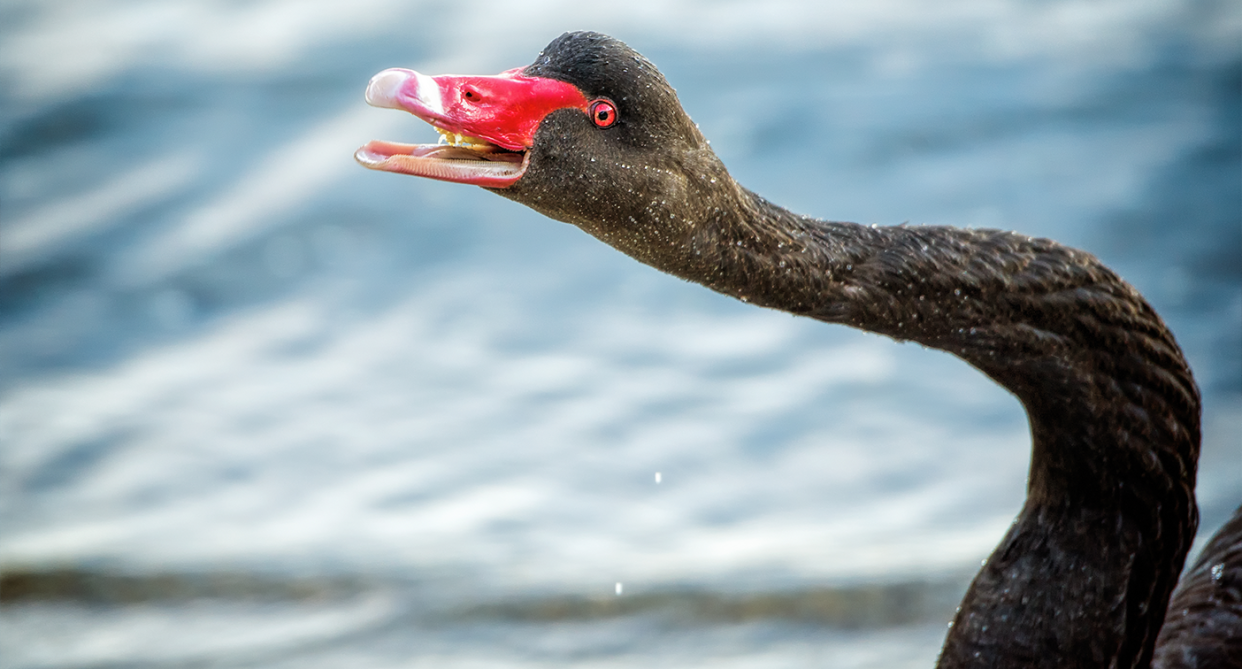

{"left": 355, "top": 31, "right": 1241, "bottom": 668}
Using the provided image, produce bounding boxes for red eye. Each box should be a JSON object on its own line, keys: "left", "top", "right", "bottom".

{"left": 589, "top": 99, "right": 617, "bottom": 128}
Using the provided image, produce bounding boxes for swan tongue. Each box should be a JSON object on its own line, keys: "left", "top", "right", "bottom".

{"left": 359, "top": 67, "right": 589, "bottom": 152}
{"left": 353, "top": 140, "right": 528, "bottom": 188}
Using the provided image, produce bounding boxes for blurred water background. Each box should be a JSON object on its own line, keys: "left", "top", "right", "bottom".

{"left": 1, "top": 1, "right": 1239, "bottom": 667}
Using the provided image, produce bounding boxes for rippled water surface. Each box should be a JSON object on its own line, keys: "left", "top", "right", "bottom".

{"left": 2, "top": 1, "right": 1239, "bottom": 667}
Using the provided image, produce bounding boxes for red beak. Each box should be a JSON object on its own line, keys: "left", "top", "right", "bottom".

{"left": 355, "top": 67, "right": 588, "bottom": 187}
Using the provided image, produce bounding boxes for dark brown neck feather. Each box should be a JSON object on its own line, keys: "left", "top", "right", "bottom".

{"left": 1154, "top": 506, "right": 1242, "bottom": 667}
{"left": 580, "top": 174, "right": 1202, "bottom": 667}
{"left": 505, "top": 80, "right": 1202, "bottom": 660}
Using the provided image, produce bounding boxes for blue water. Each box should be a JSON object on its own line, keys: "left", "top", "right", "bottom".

{"left": 2, "top": 2, "right": 1239, "bottom": 667}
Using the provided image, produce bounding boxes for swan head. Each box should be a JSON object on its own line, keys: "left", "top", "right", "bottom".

{"left": 356, "top": 31, "right": 732, "bottom": 271}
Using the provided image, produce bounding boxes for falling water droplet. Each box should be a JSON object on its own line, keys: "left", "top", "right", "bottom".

{"left": 615, "top": 582, "right": 623, "bottom": 595}
{"left": 655, "top": 472, "right": 662, "bottom": 484}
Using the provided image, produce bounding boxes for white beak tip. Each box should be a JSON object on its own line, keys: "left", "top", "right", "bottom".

{"left": 365, "top": 68, "right": 414, "bottom": 109}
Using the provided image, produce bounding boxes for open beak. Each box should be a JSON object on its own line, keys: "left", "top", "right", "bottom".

{"left": 355, "top": 67, "right": 588, "bottom": 188}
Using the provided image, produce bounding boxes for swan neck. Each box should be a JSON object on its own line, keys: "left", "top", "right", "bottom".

{"left": 699, "top": 185, "right": 1202, "bottom": 665}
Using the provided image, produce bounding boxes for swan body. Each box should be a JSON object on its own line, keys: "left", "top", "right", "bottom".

{"left": 356, "top": 31, "right": 1240, "bottom": 668}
